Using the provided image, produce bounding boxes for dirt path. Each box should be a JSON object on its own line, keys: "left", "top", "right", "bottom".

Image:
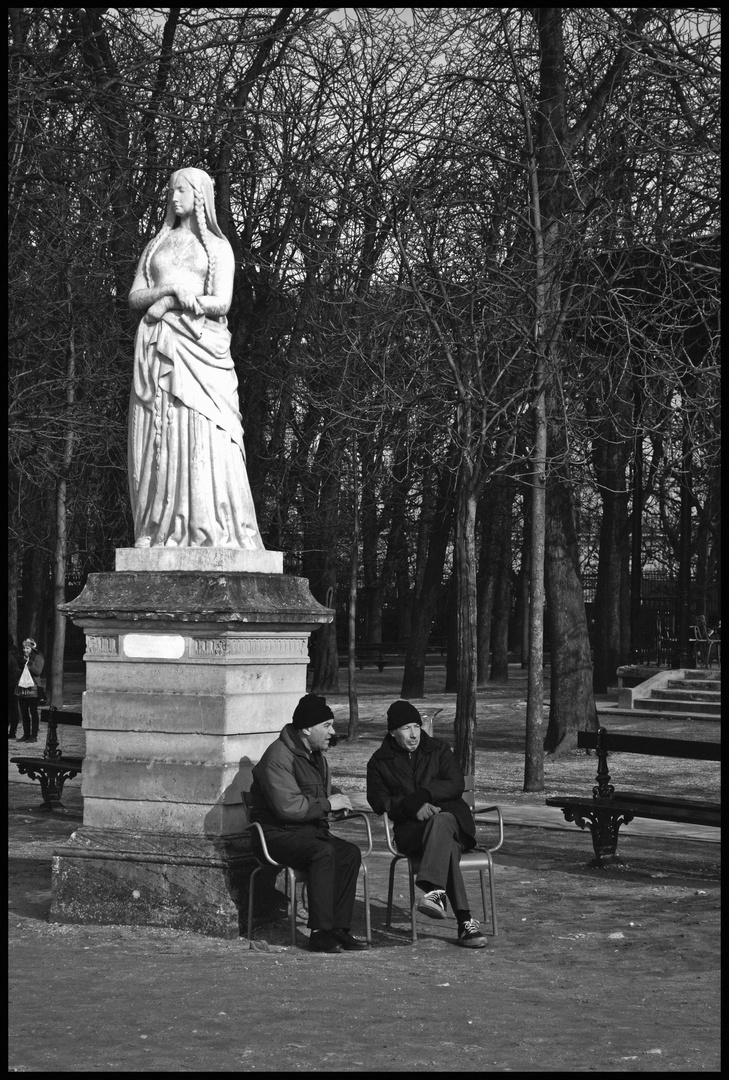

{"left": 8, "top": 666, "right": 721, "bottom": 1072}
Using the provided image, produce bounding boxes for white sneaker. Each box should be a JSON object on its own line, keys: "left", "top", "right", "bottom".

{"left": 417, "top": 889, "right": 447, "bottom": 919}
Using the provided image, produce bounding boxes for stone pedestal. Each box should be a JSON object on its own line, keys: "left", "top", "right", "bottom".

{"left": 51, "top": 557, "right": 332, "bottom": 937}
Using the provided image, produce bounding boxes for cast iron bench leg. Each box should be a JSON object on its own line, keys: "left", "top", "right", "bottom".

{"left": 561, "top": 805, "right": 635, "bottom": 867}
{"left": 15, "top": 763, "right": 80, "bottom": 811}
{"left": 37, "top": 769, "right": 70, "bottom": 811}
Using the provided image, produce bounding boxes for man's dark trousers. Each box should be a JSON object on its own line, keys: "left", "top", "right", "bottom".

{"left": 409, "top": 812, "right": 470, "bottom": 913}
{"left": 259, "top": 824, "right": 361, "bottom": 931}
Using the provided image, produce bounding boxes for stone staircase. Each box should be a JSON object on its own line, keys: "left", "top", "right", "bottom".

{"left": 615, "top": 668, "right": 720, "bottom": 720}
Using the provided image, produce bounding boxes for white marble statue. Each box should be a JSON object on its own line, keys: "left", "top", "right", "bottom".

{"left": 128, "top": 167, "right": 264, "bottom": 549}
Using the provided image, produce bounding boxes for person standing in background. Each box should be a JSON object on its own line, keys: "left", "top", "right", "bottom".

{"left": 15, "top": 637, "right": 44, "bottom": 743}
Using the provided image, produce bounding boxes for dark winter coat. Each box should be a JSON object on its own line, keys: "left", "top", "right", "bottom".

{"left": 366, "top": 730, "right": 476, "bottom": 855}
{"left": 249, "top": 724, "right": 341, "bottom": 830}
{"left": 9, "top": 647, "right": 21, "bottom": 689}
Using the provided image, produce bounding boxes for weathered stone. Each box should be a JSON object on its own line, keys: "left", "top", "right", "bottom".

{"left": 81, "top": 689, "right": 300, "bottom": 735}
{"left": 82, "top": 728, "right": 279, "bottom": 763}
{"left": 115, "top": 547, "right": 283, "bottom": 573}
{"left": 60, "top": 571, "right": 330, "bottom": 627}
{"left": 52, "top": 567, "right": 333, "bottom": 936}
{"left": 50, "top": 828, "right": 282, "bottom": 938}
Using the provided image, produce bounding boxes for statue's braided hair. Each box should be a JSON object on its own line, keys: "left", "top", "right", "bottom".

{"left": 194, "top": 190, "right": 215, "bottom": 294}
{"left": 142, "top": 168, "right": 220, "bottom": 293}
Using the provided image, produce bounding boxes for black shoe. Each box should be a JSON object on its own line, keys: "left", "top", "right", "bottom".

{"left": 308, "top": 930, "right": 343, "bottom": 954}
{"left": 332, "top": 928, "right": 370, "bottom": 951}
{"left": 456, "top": 918, "right": 488, "bottom": 949}
{"left": 17, "top": 735, "right": 32, "bottom": 742}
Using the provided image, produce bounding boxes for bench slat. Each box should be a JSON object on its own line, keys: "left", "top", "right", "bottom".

{"left": 577, "top": 730, "right": 720, "bottom": 761}
{"left": 11, "top": 756, "right": 83, "bottom": 769}
{"left": 39, "top": 708, "right": 83, "bottom": 727}
{"left": 611, "top": 790, "right": 720, "bottom": 812}
{"left": 547, "top": 796, "right": 720, "bottom": 828}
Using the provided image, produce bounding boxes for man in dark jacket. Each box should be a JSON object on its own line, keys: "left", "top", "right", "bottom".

{"left": 249, "top": 693, "right": 369, "bottom": 954}
{"left": 367, "top": 700, "right": 487, "bottom": 948}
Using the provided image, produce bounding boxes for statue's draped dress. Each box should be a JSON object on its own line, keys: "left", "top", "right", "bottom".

{"left": 128, "top": 232, "right": 263, "bottom": 548}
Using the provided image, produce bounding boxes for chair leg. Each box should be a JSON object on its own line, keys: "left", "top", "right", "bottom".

{"left": 386, "top": 860, "right": 398, "bottom": 928}
{"left": 361, "top": 864, "right": 371, "bottom": 944}
{"left": 247, "top": 866, "right": 261, "bottom": 948}
{"left": 408, "top": 861, "right": 418, "bottom": 942}
{"left": 479, "top": 869, "right": 489, "bottom": 929}
{"left": 485, "top": 855, "right": 498, "bottom": 936}
{"left": 287, "top": 869, "right": 297, "bottom": 946}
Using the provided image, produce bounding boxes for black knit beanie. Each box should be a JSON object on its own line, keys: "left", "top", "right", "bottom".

{"left": 291, "top": 693, "right": 334, "bottom": 730}
{"left": 387, "top": 700, "right": 422, "bottom": 732}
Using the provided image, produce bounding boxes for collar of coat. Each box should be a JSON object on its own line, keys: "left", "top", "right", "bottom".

{"left": 279, "top": 723, "right": 324, "bottom": 766}
{"left": 373, "top": 728, "right": 441, "bottom": 760}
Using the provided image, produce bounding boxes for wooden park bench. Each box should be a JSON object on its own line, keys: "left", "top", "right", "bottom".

{"left": 546, "top": 726, "right": 720, "bottom": 865}
{"left": 10, "top": 706, "right": 84, "bottom": 811}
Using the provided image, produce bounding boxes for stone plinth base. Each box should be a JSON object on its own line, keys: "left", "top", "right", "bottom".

{"left": 54, "top": 567, "right": 333, "bottom": 936}
{"left": 50, "top": 827, "right": 282, "bottom": 938}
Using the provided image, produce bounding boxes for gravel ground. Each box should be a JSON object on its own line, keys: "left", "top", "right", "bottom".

{"left": 8, "top": 664, "right": 721, "bottom": 1072}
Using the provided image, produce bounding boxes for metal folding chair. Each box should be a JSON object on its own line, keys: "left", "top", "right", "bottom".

{"left": 243, "top": 792, "right": 373, "bottom": 948}
{"left": 382, "top": 777, "right": 503, "bottom": 942}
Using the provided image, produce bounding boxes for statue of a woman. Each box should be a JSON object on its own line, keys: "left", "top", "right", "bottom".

{"left": 128, "top": 167, "right": 264, "bottom": 549}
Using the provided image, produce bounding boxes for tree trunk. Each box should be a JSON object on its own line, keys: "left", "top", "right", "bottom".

{"left": 476, "top": 576, "right": 495, "bottom": 686}
{"left": 524, "top": 382, "right": 547, "bottom": 791}
{"left": 629, "top": 388, "right": 644, "bottom": 658}
{"left": 8, "top": 542, "right": 20, "bottom": 645}
{"left": 304, "top": 554, "right": 339, "bottom": 694}
{"left": 394, "top": 526, "right": 412, "bottom": 643}
{"left": 592, "top": 433, "right": 630, "bottom": 693}
{"left": 453, "top": 482, "right": 479, "bottom": 776}
{"left": 543, "top": 470, "right": 598, "bottom": 753}
{"left": 592, "top": 491, "right": 626, "bottom": 693}
{"left": 476, "top": 495, "right": 496, "bottom": 686}
{"left": 444, "top": 580, "right": 458, "bottom": 693}
{"left": 309, "top": 620, "right": 339, "bottom": 695}
{"left": 360, "top": 466, "right": 383, "bottom": 646}
{"left": 302, "top": 428, "right": 343, "bottom": 694}
{"left": 401, "top": 464, "right": 456, "bottom": 699}
{"left": 620, "top": 544, "right": 631, "bottom": 666}
{"left": 519, "top": 494, "right": 531, "bottom": 668}
{"left": 23, "top": 546, "right": 49, "bottom": 647}
{"left": 347, "top": 438, "right": 359, "bottom": 740}
{"left": 48, "top": 278, "right": 77, "bottom": 708}
{"left": 677, "top": 410, "right": 693, "bottom": 666}
{"left": 528, "top": 2, "right": 652, "bottom": 748}
{"left": 49, "top": 477, "right": 68, "bottom": 707}
{"left": 489, "top": 479, "right": 513, "bottom": 683}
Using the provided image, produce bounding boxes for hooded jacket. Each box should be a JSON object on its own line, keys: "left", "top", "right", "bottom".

{"left": 249, "top": 723, "right": 341, "bottom": 829}
{"left": 367, "top": 729, "right": 476, "bottom": 854}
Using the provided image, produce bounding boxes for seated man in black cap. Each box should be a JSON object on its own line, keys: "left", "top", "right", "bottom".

{"left": 248, "top": 693, "right": 369, "bottom": 953}
{"left": 366, "top": 700, "right": 487, "bottom": 948}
